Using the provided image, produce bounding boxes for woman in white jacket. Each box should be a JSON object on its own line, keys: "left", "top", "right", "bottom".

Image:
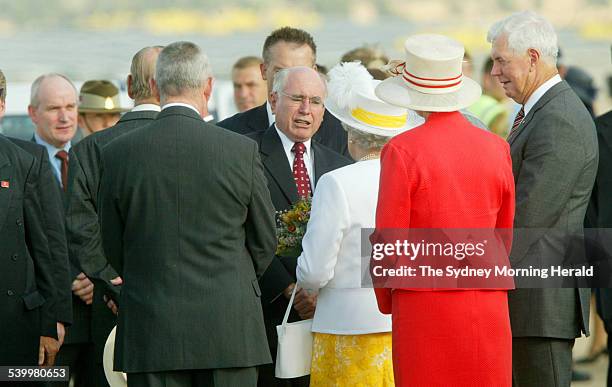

{"left": 296, "top": 62, "right": 423, "bottom": 387}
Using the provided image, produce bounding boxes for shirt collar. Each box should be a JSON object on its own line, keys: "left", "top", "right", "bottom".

{"left": 34, "top": 131, "right": 71, "bottom": 155}
{"left": 162, "top": 102, "right": 202, "bottom": 118}
{"left": 523, "top": 74, "right": 562, "bottom": 116}
{"left": 266, "top": 100, "right": 275, "bottom": 125}
{"left": 274, "top": 124, "right": 311, "bottom": 156}
{"left": 131, "top": 103, "right": 161, "bottom": 112}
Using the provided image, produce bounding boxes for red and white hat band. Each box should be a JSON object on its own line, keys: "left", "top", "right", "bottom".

{"left": 402, "top": 67, "right": 463, "bottom": 94}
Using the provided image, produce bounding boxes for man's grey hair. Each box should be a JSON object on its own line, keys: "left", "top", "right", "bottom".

{"left": 342, "top": 122, "right": 390, "bottom": 150}
{"left": 130, "top": 45, "right": 164, "bottom": 100}
{"left": 30, "top": 73, "right": 77, "bottom": 107}
{"left": 487, "top": 11, "right": 558, "bottom": 65}
{"left": 272, "top": 67, "right": 327, "bottom": 96}
{"left": 155, "top": 41, "right": 212, "bottom": 98}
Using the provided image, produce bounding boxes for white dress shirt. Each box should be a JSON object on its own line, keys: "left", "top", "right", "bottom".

{"left": 523, "top": 74, "right": 562, "bottom": 116}
{"left": 131, "top": 103, "right": 161, "bottom": 112}
{"left": 266, "top": 100, "right": 275, "bottom": 125}
{"left": 297, "top": 160, "right": 391, "bottom": 334}
{"left": 33, "top": 132, "right": 70, "bottom": 186}
{"left": 161, "top": 102, "right": 214, "bottom": 122}
{"left": 274, "top": 124, "right": 314, "bottom": 187}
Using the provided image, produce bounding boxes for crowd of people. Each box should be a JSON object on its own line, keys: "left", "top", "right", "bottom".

{"left": 0, "top": 8, "right": 611, "bottom": 387}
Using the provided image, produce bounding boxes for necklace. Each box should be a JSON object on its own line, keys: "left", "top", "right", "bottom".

{"left": 359, "top": 153, "right": 380, "bottom": 161}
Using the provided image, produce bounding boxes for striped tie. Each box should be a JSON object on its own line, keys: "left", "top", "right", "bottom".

{"left": 507, "top": 107, "right": 525, "bottom": 143}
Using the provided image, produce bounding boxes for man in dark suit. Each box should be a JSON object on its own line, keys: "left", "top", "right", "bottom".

{"left": 0, "top": 71, "right": 70, "bottom": 368}
{"left": 586, "top": 109, "right": 612, "bottom": 385}
{"left": 489, "top": 11, "right": 598, "bottom": 386}
{"left": 99, "top": 41, "right": 276, "bottom": 387}
{"left": 249, "top": 67, "right": 352, "bottom": 387}
{"left": 28, "top": 73, "right": 95, "bottom": 386}
{"left": 65, "top": 46, "right": 162, "bottom": 387}
{"left": 218, "top": 26, "right": 349, "bottom": 157}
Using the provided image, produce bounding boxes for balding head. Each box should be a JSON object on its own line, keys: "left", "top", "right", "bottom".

{"left": 28, "top": 74, "right": 78, "bottom": 148}
{"left": 270, "top": 67, "right": 326, "bottom": 142}
{"left": 128, "top": 46, "right": 164, "bottom": 104}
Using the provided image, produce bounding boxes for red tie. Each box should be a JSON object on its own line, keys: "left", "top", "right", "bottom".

{"left": 507, "top": 107, "right": 525, "bottom": 143}
{"left": 55, "top": 150, "right": 69, "bottom": 191}
{"left": 292, "top": 142, "right": 312, "bottom": 199}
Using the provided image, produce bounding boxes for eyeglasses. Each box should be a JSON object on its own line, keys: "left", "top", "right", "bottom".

{"left": 278, "top": 91, "right": 324, "bottom": 108}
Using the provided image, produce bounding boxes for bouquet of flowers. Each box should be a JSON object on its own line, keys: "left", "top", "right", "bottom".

{"left": 275, "top": 197, "right": 312, "bottom": 258}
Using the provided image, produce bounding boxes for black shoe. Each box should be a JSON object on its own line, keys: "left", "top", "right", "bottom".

{"left": 571, "top": 370, "right": 592, "bottom": 382}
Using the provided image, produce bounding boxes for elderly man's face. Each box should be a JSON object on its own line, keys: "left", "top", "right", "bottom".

{"left": 262, "top": 42, "right": 315, "bottom": 97}
{"left": 271, "top": 69, "right": 325, "bottom": 143}
{"left": 232, "top": 65, "right": 268, "bottom": 112}
{"left": 78, "top": 112, "right": 121, "bottom": 136}
{"left": 29, "top": 76, "right": 78, "bottom": 148}
{"left": 490, "top": 35, "right": 534, "bottom": 105}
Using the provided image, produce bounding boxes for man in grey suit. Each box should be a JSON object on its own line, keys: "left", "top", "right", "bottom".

{"left": 65, "top": 46, "right": 162, "bottom": 387}
{"left": 99, "top": 41, "right": 277, "bottom": 387}
{"left": 488, "top": 11, "right": 598, "bottom": 386}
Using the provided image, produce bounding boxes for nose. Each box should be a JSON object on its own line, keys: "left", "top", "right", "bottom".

{"left": 490, "top": 62, "right": 501, "bottom": 77}
{"left": 298, "top": 98, "right": 311, "bottom": 114}
{"left": 237, "top": 86, "right": 249, "bottom": 99}
{"left": 58, "top": 108, "right": 68, "bottom": 122}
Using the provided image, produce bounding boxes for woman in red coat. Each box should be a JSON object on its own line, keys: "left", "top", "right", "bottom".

{"left": 372, "top": 34, "right": 516, "bottom": 386}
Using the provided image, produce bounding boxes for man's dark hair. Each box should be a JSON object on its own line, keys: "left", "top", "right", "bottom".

{"left": 262, "top": 27, "right": 316, "bottom": 64}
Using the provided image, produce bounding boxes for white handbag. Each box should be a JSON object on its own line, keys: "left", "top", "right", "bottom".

{"left": 275, "top": 285, "right": 314, "bottom": 378}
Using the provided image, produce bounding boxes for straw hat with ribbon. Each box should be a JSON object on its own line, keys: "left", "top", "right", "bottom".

{"left": 79, "top": 80, "right": 129, "bottom": 114}
{"left": 325, "top": 62, "right": 424, "bottom": 137}
{"left": 375, "top": 34, "right": 481, "bottom": 112}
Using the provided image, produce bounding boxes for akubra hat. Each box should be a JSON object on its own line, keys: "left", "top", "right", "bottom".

{"left": 325, "top": 62, "right": 424, "bottom": 137}
{"left": 103, "top": 326, "right": 127, "bottom": 387}
{"left": 375, "top": 34, "right": 481, "bottom": 112}
{"left": 79, "top": 80, "right": 129, "bottom": 114}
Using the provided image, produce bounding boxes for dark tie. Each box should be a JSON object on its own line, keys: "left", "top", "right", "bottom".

{"left": 507, "top": 107, "right": 525, "bottom": 143}
{"left": 55, "top": 150, "right": 69, "bottom": 191}
{"left": 291, "top": 142, "right": 312, "bottom": 199}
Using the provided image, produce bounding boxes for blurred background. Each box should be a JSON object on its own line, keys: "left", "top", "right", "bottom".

{"left": 0, "top": 0, "right": 610, "bottom": 384}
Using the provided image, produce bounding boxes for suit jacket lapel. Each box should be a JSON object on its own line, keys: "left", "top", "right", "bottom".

{"left": 0, "top": 151, "right": 13, "bottom": 233}
{"left": 312, "top": 141, "right": 336, "bottom": 186}
{"left": 509, "top": 81, "right": 569, "bottom": 146}
{"left": 260, "top": 126, "right": 298, "bottom": 204}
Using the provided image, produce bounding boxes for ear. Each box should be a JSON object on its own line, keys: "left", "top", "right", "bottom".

{"left": 127, "top": 74, "right": 134, "bottom": 100}
{"left": 527, "top": 48, "right": 540, "bottom": 67}
{"left": 27, "top": 104, "right": 38, "bottom": 123}
{"left": 270, "top": 91, "right": 278, "bottom": 114}
{"left": 203, "top": 77, "right": 214, "bottom": 101}
{"left": 260, "top": 63, "right": 267, "bottom": 80}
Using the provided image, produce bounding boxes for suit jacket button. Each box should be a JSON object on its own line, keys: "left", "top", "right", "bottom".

{"left": 7, "top": 290, "right": 14, "bottom": 296}
{"left": 11, "top": 254, "right": 18, "bottom": 261}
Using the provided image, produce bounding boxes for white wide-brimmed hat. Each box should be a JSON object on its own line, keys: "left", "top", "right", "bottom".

{"left": 325, "top": 62, "right": 424, "bottom": 137}
{"left": 375, "top": 34, "right": 481, "bottom": 112}
{"left": 103, "top": 326, "right": 127, "bottom": 387}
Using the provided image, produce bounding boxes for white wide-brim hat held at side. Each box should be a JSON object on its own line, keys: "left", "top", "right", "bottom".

{"left": 103, "top": 326, "right": 127, "bottom": 387}
{"left": 375, "top": 34, "right": 481, "bottom": 112}
{"left": 325, "top": 62, "right": 424, "bottom": 137}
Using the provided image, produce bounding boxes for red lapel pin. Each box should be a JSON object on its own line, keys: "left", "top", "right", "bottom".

{"left": 1, "top": 181, "right": 9, "bottom": 188}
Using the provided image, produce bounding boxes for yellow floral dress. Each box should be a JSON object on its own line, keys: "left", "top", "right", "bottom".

{"left": 310, "top": 332, "right": 394, "bottom": 387}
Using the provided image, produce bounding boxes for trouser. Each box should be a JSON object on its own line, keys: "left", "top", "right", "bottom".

{"left": 127, "top": 367, "right": 258, "bottom": 387}
{"left": 512, "top": 337, "right": 574, "bottom": 387}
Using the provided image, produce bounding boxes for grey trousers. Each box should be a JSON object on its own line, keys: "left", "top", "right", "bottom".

{"left": 512, "top": 337, "right": 575, "bottom": 387}
{"left": 127, "top": 367, "right": 257, "bottom": 387}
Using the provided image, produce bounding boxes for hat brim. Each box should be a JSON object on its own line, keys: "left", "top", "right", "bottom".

{"left": 325, "top": 100, "right": 424, "bottom": 137}
{"left": 79, "top": 107, "right": 130, "bottom": 114}
{"left": 375, "top": 76, "right": 482, "bottom": 112}
{"left": 103, "top": 326, "right": 127, "bottom": 387}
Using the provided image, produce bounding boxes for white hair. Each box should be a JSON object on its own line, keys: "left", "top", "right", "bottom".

{"left": 487, "top": 11, "right": 558, "bottom": 65}
{"left": 272, "top": 67, "right": 327, "bottom": 96}
{"left": 155, "top": 41, "right": 212, "bottom": 98}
